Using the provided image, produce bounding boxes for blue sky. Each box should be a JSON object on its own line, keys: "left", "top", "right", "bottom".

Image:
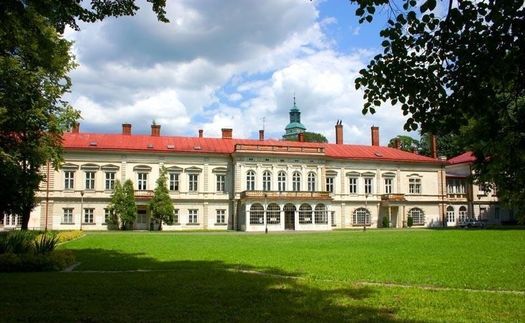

{"left": 64, "top": 0, "right": 417, "bottom": 145}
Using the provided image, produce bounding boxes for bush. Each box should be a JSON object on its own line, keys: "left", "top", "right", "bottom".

{"left": 55, "top": 231, "right": 84, "bottom": 243}
{"left": 0, "top": 250, "right": 75, "bottom": 272}
{"left": 407, "top": 216, "right": 414, "bottom": 228}
{"left": 382, "top": 216, "right": 390, "bottom": 228}
{"left": 33, "top": 233, "right": 58, "bottom": 254}
{"left": 0, "top": 231, "right": 36, "bottom": 254}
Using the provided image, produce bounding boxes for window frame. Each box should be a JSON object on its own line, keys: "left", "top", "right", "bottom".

{"left": 64, "top": 171, "right": 75, "bottom": 190}
{"left": 169, "top": 172, "right": 180, "bottom": 192}
{"left": 408, "top": 207, "right": 425, "bottom": 225}
{"left": 307, "top": 172, "right": 316, "bottom": 192}
{"left": 216, "top": 209, "right": 226, "bottom": 224}
{"left": 105, "top": 172, "right": 116, "bottom": 191}
{"left": 188, "top": 174, "right": 199, "bottom": 192}
{"left": 409, "top": 177, "right": 422, "bottom": 194}
{"left": 83, "top": 208, "right": 94, "bottom": 224}
{"left": 326, "top": 176, "right": 334, "bottom": 193}
{"left": 188, "top": 209, "right": 198, "bottom": 224}
{"left": 353, "top": 208, "right": 371, "bottom": 226}
{"left": 216, "top": 174, "right": 225, "bottom": 193}
{"left": 262, "top": 171, "right": 271, "bottom": 191}
{"left": 292, "top": 172, "right": 301, "bottom": 191}
{"left": 348, "top": 177, "right": 358, "bottom": 194}
{"left": 246, "top": 170, "right": 255, "bottom": 191}
{"left": 277, "top": 171, "right": 286, "bottom": 191}
{"left": 137, "top": 172, "right": 148, "bottom": 191}
{"left": 63, "top": 208, "right": 74, "bottom": 224}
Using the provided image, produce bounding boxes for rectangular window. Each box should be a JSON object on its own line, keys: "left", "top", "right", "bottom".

{"left": 173, "top": 209, "right": 179, "bottom": 224}
{"left": 138, "top": 173, "right": 148, "bottom": 191}
{"left": 83, "top": 208, "right": 94, "bottom": 224}
{"left": 216, "top": 209, "right": 226, "bottom": 224}
{"left": 63, "top": 208, "right": 74, "bottom": 224}
{"left": 64, "top": 171, "right": 75, "bottom": 190}
{"left": 105, "top": 172, "right": 115, "bottom": 190}
{"left": 188, "top": 174, "right": 198, "bottom": 192}
{"left": 384, "top": 178, "right": 392, "bottom": 194}
{"left": 85, "top": 171, "right": 95, "bottom": 190}
{"left": 169, "top": 173, "right": 179, "bottom": 191}
{"left": 349, "top": 177, "right": 358, "bottom": 194}
{"left": 409, "top": 178, "right": 421, "bottom": 194}
{"left": 364, "top": 177, "right": 373, "bottom": 194}
{"left": 326, "top": 177, "right": 334, "bottom": 193}
{"left": 188, "top": 209, "right": 198, "bottom": 224}
{"left": 104, "top": 208, "right": 111, "bottom": 225}
{"left": 216, "top": 174, "right": 225, "bottom": 192}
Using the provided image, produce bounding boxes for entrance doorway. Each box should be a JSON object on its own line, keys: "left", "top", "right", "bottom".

{"left": 284, "top": 203, "right": 296, "bottom": 230}
{"left": 135, "top": 208, "right": 148, "bottom": 230}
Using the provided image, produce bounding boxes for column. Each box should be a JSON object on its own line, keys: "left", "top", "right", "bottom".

{"left": 388, "top": 206, "right": 392, "bottom": 228}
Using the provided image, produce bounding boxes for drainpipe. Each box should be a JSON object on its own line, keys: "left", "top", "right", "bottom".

{"left": 45, "top": 161, "right": 50, "bottom": 231}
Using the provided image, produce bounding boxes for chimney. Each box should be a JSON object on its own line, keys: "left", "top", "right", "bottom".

{"left": 151, "top": 124, "right": 161, "bottom": 137}
{"left": 430, "top": 134, "right": 438, "bottom": 158}
{"left": 259, "top": 130, "right": 264, "bottom": 141}
{"left": 221, "top": 128, "right": 233, "bottom": 139}
{"left": 71, "top": 122, "right": 80, "bottom": 134}
{"left": 394, "top": 138, "right": 401, "bottom": 149}
{"left": 198, "top": 129, "right": 203, "bottom": 138}
{"left": 298, "top": 132, "right": 305, "bottom": 142}
{"left": 335, "top": 120, "right": 343, "bottom": 144}
{"left": 122, "top": 123, "right": 132, "bottom": 135}
{"left": 371, "top": 126, "right": 379, "bottom": 146}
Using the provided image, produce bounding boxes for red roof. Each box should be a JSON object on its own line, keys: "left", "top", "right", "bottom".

{"left": 448, "top": 151, "right": 476, "bottom": 165}
{"left": 62, "top": 132, "right": 441, "bottom": 164}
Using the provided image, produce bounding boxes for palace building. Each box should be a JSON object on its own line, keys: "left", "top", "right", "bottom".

{"left": 1, "top": 102, "right": 513, "bottom": 231}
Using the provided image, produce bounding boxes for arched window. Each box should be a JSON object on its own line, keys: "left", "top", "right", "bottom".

{"left": 277, "top": 171, "right": 286, "bottom": 191}
{"left": 299, "top": 204, "right": 312, "bottom": 224}
{"left": 446, "top": 206, "right": 455, "bottom": 223}
{"left": 353, "top": 208, "right": 370, "bottom": 225}
{"left": 292, "top": 172, "right": 301, "bottom": 191}
{"left": 246, "top": 170, "right": 255, "bottom": 191}
{"left": 249, "top": 203, "right": 264, "bottom": 224}
{"left": 314, "top": 203, "right": 328, "bottom": 224}
{"left": 263, "top": 171, "right": 271, "bottom": 191}
{"left": 458, "top": 206, "right": 467, "bottom": 222}
{"left": 266, "top": 203, "right": 280, "bottom": 224}
{"left": 307, "top": 172, "right": 316, "bottom": 192}
{"left": 408, "top": 207, "right": 425, "bottom": 225}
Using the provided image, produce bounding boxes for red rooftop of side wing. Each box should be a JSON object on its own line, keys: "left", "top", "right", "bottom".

{"left": 448, "top": 151, "right": 476, "bottom": 165}
{"left": 62, "top": 133, "right": 441, "bottom": 164}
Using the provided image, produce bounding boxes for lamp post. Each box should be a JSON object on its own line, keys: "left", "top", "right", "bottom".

{"left": 264, "top": 193, "right": 268, "bottom": 234}
{"left": 364, "top": 193, "right": 369, "bottom": 232}
{"left": 80, "top": 191, "right": 84, "bottom": 231}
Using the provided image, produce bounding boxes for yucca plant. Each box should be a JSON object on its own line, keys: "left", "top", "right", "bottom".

{"left": 33, "top": 233, "right": 58, "bottom": 255}
{"left": 4, "top": 231, "right": 35, "bottom": 254}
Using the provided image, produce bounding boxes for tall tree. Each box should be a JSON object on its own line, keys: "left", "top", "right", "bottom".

{"left": 352, "top": 0, "right": 525, "bottom": 220}
{"left": 419, "top": 133, "right": 463, "bottom": 159}
{"left": 149, "top": 166, "right": 174, "bottom": 231}
{"left": 387, "top": 135, "right": 419, "bottom": 152}
{"left": 0, "top": 0, "right": 168, "bottom": 229}
{"left": 108, "top": 180, "right": 137, "bottom": 230}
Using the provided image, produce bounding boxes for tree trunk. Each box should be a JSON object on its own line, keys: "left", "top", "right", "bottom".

{"left": 21, "top": 208, "right": 31, "bottom": 230}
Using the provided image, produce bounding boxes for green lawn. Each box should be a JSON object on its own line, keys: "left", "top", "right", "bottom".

{"left": 1, "top": 229, "right": 524, "bottom": 322}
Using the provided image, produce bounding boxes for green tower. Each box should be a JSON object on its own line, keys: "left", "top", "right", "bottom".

{"left": 283, "top": 96, "right": 306, "bottom": 140}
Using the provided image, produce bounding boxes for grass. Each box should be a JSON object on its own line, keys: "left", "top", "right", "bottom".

{"left": 1, "top": 229, "right": 524, "bottom": 322}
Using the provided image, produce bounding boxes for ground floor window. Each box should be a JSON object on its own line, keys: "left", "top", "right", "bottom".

{"left": 458, "top": 206, "right": 467, "bottom": 222}
{"left": 353, "top": 208, "right": 370, "bottom": 225}
{"left": 299, "top": 204, "right": 312, "bottom": 224}
{"left": 216, "top": 209, "right": 226, "bottom": 224}
{"left": 63, "top": 208, "right": 74, "bottom": 224}
{"left": 408, "top": 207, "right": 425, "bottom": 225}
{"left": 314, "top": 204, "right": 328, "bottom": 224}
{"left": 84, "top": 208, "right": 94, "bottom": 224}
{"left": 266, "top": 203, "right": 280, "bottom": 224}
{"left": 173, "top": 209, "right": 179, "bottom": 224}
{"left": 188, "top": 209, "right": 198, "bottom": 224}
{"left": 249, "top": 204, "right": 264, "bottom": 224}
{"left": 446, "top": 206, "right": 455, "bottom": 223}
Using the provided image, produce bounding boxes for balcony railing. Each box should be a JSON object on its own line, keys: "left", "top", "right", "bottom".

{"left": 380, "top": 194, "right": 406, "bottom": 202}
{"left": 134, "top": 190, "right": 154, "bottom": 199}
{"left": 240, "top": 190, "right": 332, "bottom": 200}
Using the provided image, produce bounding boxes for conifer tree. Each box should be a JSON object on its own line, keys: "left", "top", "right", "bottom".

{"left": 149, "top": 167, "right": 174, "bottom": 231}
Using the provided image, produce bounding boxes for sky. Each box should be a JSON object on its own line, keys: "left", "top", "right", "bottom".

{"left": 64, "top": 0, "right": 418, "bottom": 145}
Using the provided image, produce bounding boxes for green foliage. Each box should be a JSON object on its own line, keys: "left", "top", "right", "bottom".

{"left": 0, "top": 249, "right": 75, "bottom": 272}
{"left": 0, "top": 231, "right": 36, "bottom": 254}
{"left": 287, "top": 132, "right": 328, "bottom": 143}
{"left": 0, "top": 0, "right": 168, "bottom": 229}
{"left": 149, "top": 166, "right": 174, "bottom": 230}
{"left": 55, "top": 231, "right": 84, "bottom": 243}
{"left": 407, "top": 216, "right": 414, "bottom": 228}
{"left": 381, "top": 216, "right": 390, "bottom": 228}
{"left": 387, "top": 135, "right": 419, "bottom": 152}
{"left": 108, "top": 180, "right": 137, "bottom": 230}
{"left": 418, "top": 133, "right": 464, "bottom": 158}
{"left": 33, "top": 232, "right": 58, "bottom": 254}
{"left": 352, "top": 0, "right": 525, "bottom": 219}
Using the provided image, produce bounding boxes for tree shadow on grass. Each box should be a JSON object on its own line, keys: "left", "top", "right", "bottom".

{"left": 0, "top": 248, "right": 425, "bottom": 322}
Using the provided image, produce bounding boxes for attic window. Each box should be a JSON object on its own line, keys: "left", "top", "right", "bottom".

{"left": 89, "top": 141, "right": 97, "bottom": 146}
{"left": 193, "top": 146, "right": 202, "bottom": 150}
{"left": 374, "top": 152, "right": 383, "bottom": 157}
{"left": 147, "top": 144, "right": 154, "bottom": 149}
{"left": 167, "top": 144, "right": 175, "bottom": 149}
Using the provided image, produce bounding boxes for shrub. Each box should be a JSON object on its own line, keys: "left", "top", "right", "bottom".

{"left": 407, "top": 216, "right": 414, "bottom": 228}
{"left": 33, "top": 233, "right": 58, "bottom": 254}
{"left": 56, "top": 231, "right": 84, "bottom": 243}
{"left": 1, "top": 231, "right": 36, "bottom": 254}
{"left": 382, "top": 216, "right": 390, "bottom": 228}
{"left": 0, "top": 250, "right": 75, "bottom": 272}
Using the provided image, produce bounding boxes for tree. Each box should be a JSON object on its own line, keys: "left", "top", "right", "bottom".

{"left": 419, "top": 133, "right": 463, "bottom": 159}
{"left": 287, "top": 132, "right": 328, "bottom": 143}
{"left": 352, "top": 0, "right": 525, "bottom": 220}
{"left": 149, "top": 167, "right": 174, "bottom": 231}
{"left": 0, "top": 0, "right": 168, "bottom": 229}
{"left": 387, "top": 135, "right": 419, "bottom": 152}
{"left": 108, "top": 180, "right": 137, "bottom": 230}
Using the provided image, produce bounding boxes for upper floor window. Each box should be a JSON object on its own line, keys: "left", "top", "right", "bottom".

{"left": 262, "top": 171, "right": 271, "bottom": 191}
{"left": 447, "top": 178, "right": 466, "bottom": 195}
{"left": 188, "top": 174, "right": 198, "bottom": 192}
{"left": 246, "top": 170, "right": 255, "bottom": 191}
{"left": 326, "top": 177, "right": 334, "bottom": 193}
{"left": 384, "top": 178, "right": 392, "bottom": 194}
{"left": 85, "top": 171, "right": 95, "bottom": 190}
{"left": 137, "top": 173, "right": 148, "bottom": 191}
{"left": 349, "top": 177, "right": 358, "bottom": 194}
{"left": 409, "top": 178, "right": 421, "bottom": 194}
{"left": 307, "top": 172, "right": 316, "bottom": 192}
{"left": 292, "top": 172, "right": 301, "bottom": 191}
{"left": 216, "top": 174, "right": 225, "bottom": 192}
{"left": 364, "top": 177, "right": 373, "bottom": 194}
{"left": 277, "top": 171, "right": 286, "bottom": 191}
{"left": 105, "top": 172, "right": 116, "bottom": 190}
{"left": 64, "top": 171, "right": 75, "bottom": 190}
{"left": 169, "top": 173, "right": 180, "bottom": 191}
